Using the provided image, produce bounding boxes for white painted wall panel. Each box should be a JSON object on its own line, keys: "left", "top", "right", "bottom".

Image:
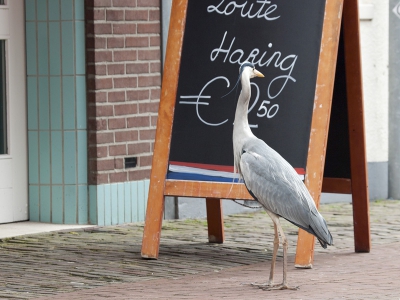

{"left": 359, "top": 0, "right": 389, "bottom": 163}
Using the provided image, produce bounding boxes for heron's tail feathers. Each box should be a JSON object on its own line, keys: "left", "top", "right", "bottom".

{"left": 309, "top": 209, "right": 333, "bottom": 249}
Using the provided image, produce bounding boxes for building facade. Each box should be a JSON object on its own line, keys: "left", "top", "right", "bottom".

{"left": 1, "top": 0, "right": 160, "bottom": 225}
{"left": 0, "top": 0, "right": 395, "bottom": 226}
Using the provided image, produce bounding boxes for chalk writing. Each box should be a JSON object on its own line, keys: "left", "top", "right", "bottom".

{"left": 179, "top": 75, "right": 277, "bottom": 128}
{"left": 207, "top": 0, "right": 280, "bottom": 21}
{"left": 210, "top": 31, "right": 297, "bottom": 99}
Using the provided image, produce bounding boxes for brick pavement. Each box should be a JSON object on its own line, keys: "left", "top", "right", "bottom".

{"left": 1, "top": 200, "right": 400, "bottom": 299}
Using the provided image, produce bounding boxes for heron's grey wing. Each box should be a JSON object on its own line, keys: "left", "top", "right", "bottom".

{"left": 239, "top": 138, "right": 332, "bottom": 246}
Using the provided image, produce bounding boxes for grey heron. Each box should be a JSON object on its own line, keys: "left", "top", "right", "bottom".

{"left": 231, "top": 62, "right": 333, "bottom": 290}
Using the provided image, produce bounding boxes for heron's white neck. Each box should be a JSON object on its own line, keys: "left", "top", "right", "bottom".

{"left": 233, "top": 71, "right": 254, "bottom": 139}
{"left": 233, "top": 70, "right": 255, "bottom": 173}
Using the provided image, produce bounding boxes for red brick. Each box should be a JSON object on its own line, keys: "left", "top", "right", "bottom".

{"left": 107, "top": 64, "right": 125, "bottom": 75}
{"left": 125, "top": 10, "right": 148, "bottom": 21}
{"left": 94, "top": 23, "right": 112, "bottom": 34}
{"left": 95, "top": 37, "right": 107, "bottom": 48}
{"left": 110, "top": 172, "right": 128, "bottom": 183}
{"left": 107, "top": 37, "right": 124, "bottom": 48}
{"left": 127, "top": 90, "right": 149, "bottom": 100}
{"left": 138, "top": 75, "right": 161, "bottom": 87}
{"left": 115, "top": 103, "right": 137, "bottom": 115}
{"left": 108, "top": 118, "right": 126, "bottom": 129}
{"left": 94, "top": 50, "right": 113, "bottom": 63}
{"left": 96, "top": 105, "right": 114, "bottom": 117}
{"left": 139, "top": 155, "right": 153, "bottom": 167}
{"left": 149, "top": 10, "right": 160, "bottom": 21}
{"left": 127, "top": 116, "right": 150, "bottom": 127}
{"left": 128, "top": 142, "right": 151, "bottom": 155}
{"left": 126, "top": 36, "right": 149, "bottom": 47}
{"left": 89, "top": 146, "right": 108, "bottom": 158}
{"left": 93, "top": 0, "right": 112, "bottom": 7}
{"left": 93, "top": 8, "right": 106, "bottom": 20}
{"left": 138, "top": 49, "right": 160, "bottom": 60}
{"left": 138, "top": 102, "right": 159, "bottom": 113}
{"left": 137, "top": 0, "right": 159, "bottom": 7}
{"left": 137, "top": 23, "right": 160, "bottom": 34}
{"left": 150, "top": 36, "right": 160, "bottom": 47}
{"left": 96, "top": 78, "right": 113, "bottom": 89}
{"left": 114, "top": 158, "right": 124, "bottom": 169}
{"left": 150, "top": 62, "right": 160, "bottom": 73}
{"left": 113, "top": 24, "right": 136, "bottom": 34}
{"left": 128, "top": 169, "right": 151, "bottom": 180}
{"left": 108, "top": 91, "right": 125, "bottom": 102}
{"left": 139, "top": 129, "right": 156, "bottom": 140}
{"left": 97, "top": 159, "right": 115, "bottom": 171}
{"left": 126, "top": 63, "right": 149, "bottom": 74}
{"left": 115, "top": 130, "right": 139, "bottom": 142}
{"left": 96, "top": 64, "right": 107, "bottom": 75}
{"left": 109, "top": 144, "right": 127, "bottom": 156}
{"left": 150, "top": 115, "right": 158, "bottom": 127}
{"left": 114, "top": 50, "right": 137, "bottom": 62}
{"left": 87, "top": 91, "right": 107, "bottom": 103}
{"left": 88, "top": 119, "right": 107, "bottom": 130}
{"left": 113, "top": 0, "right": 137, "bottom": 7}
{"left": 89, "top": 172, "right": 109, "bottom": 184}
{"left": 88, "top": 37, "right": 106, "bottom": 50}
{"left": 96, "top": 132, "right": 114, "bottom": 144}
{"left": 106, "top": 9, "right": 124, "bottom": 21}
{"left": 114, "top": 77, "right": 137, "bottom": 89}
{"left": 150, "top": 88, "right": 161, "bottom": 100}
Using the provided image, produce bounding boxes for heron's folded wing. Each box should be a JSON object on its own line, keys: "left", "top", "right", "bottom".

{"left": 239, "top": 142, "right": 314, "bottom": 231}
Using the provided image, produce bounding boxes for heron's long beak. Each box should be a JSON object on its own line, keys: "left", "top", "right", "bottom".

{"left": 254, "top": 69, "right": 265, "bottom": 78}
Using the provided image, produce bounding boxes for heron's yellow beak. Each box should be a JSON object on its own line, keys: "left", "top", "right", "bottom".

{"left": 254, "top": 69, "right": 264, "bottom": 78}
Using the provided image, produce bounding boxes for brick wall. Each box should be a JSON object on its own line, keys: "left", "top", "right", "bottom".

{"left": 85, "top": 0, "right": 161, "bottom": 185}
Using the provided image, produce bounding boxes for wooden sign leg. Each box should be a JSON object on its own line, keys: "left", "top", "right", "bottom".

{"left": 141, "top": 193, "right": 165, "bottom": 259}
{"left": 294, "top": 0, "right": 344, "bottom": 268}
{"left": 206, "top": 198, "right": 225, "bottom": 243}
{"left": 343, "top": 0, "right": 371, "bottom": 253}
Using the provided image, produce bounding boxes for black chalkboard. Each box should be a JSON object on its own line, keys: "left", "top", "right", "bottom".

{"left": 324, "top": 30, "right": 352, "bottom": 179}
{"left": 169, "top": 0, "right": 327, "bottom": 173}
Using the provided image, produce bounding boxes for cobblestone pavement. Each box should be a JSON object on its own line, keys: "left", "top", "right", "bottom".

{"left": 1, "top": 200, "right": 400, "bottom": 299}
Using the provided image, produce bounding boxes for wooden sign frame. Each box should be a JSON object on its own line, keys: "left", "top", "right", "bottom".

{"left": 141, "top": 0, "right": 370, "bottom": 266}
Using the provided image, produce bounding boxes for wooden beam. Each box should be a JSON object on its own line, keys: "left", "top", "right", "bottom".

{"left": 295, "top": 0, "right": 344, "bottom": 268}
{"left": 322, "top": 177, "right": 352, "bottom": 194}
{"left": 342, "top": 0, "right": 371, "bottom": 253}
{"left": 206, "top": 198, "right": 225, "bottom": 243}
{"left": 165, "top": 180, "right": 254, "bottom": 200}
{"left": 141, "top": 0, "right": 189, "bottom": 259}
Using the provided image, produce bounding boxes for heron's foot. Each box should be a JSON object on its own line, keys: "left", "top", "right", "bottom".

{"left": 250, "top": 282, "right": 299, "bottom": 291}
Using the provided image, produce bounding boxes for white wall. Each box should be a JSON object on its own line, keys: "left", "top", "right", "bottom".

{"left": 359, "top": 0, "right": 389, "bottom": 163}
{"left": 358, "top": 0, "right": 389, "bottom": 199}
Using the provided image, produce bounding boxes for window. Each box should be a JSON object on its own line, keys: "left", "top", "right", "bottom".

{"left": 0, "top": 40, "right": 7, "bottom": 154}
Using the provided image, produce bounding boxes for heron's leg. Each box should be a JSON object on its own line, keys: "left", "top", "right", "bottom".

{"left": 252, "top": 221, "right": 279, "bottom": 288}
{"left": 276, "top": 220, "right": 290, "bottom": 287}
{"left": 268, "top": 222, "right": 280, "bottom": 285}
{"left": 255, "top": 212, "right": 298, "bottom": 291}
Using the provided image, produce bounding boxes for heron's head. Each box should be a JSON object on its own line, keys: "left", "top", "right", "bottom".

{"left": 239, "top": 62, "right": 264, "bottom": 79}
{"left": 221, "top": 62, "right": 264, "bottom": 98}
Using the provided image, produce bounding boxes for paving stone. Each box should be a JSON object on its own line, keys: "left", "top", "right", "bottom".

{"left": 0, "top": 200, "right": 400, "bottom": 299}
